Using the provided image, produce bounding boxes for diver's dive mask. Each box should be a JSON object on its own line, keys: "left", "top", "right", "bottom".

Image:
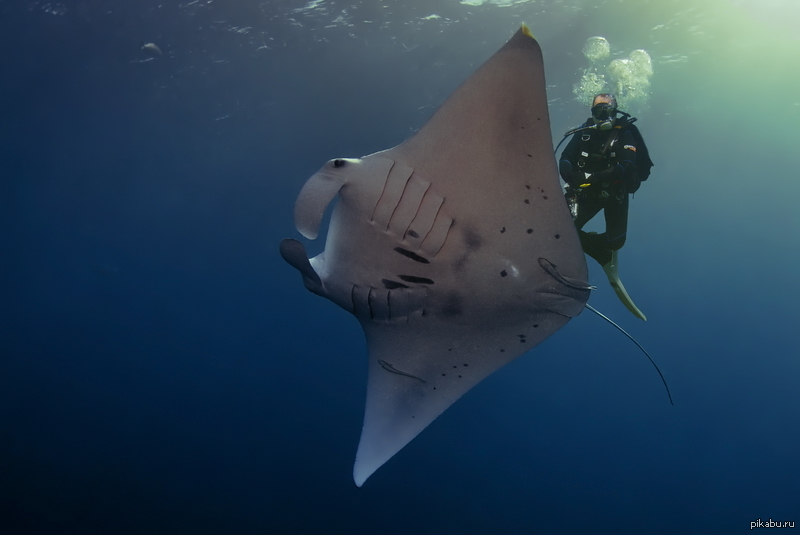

{"left": 591, "top": 103, "right": 617, "bottom": 124}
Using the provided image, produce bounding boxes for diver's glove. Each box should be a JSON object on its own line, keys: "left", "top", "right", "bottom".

{"left": 564, "top": 172, "right": 585, "bottom": 190}
{"left": 590, "top": 164, "right": 624, "bottom": 183}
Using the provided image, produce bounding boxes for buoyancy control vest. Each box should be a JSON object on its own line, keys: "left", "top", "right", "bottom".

{"left": 575, "top": 119, "right": 653, "bottom": 182}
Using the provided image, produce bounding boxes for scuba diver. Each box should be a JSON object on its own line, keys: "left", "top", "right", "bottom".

{"left": 557, "top": 94, "right": 653, "bottom": 320}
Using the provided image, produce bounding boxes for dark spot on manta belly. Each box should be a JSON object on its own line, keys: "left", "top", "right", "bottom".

{"left": 527, "top": 228, "right": 533, "bottom": 234}
{"left": 500, "top": 227, "right": 506, "bottom": 233}
{"left": 407, "top": 229, "right": 420, "bottom": 238}
{"left": 524, "top": 199, "right": 530, "bottom": 204}
{"left": 500, "top": 270, "right": 508, "bottom": 277}
{"left": 394, "top": 247, "right": 430, "bottom": 264}
{"left": 440, "top": 292, "right": 463, "bottom": 318}
{"left": 525, "top": 184, "right": 531, "bottom": 190}
{"left": 542, "top": 195, "right": 548, "bottom": 200}
{"left": 382, "top": 279, "right": 409, "bottom": 290}
{"left": 554, "top": 234, "right": 560, "bottom": 239}
{"left": 398, "top": 275, "right": 434, "bottom": 285}
{"left": 527, "top": 154, "right": 532, "bottom": 158}
{"left": 463, "top": 228, "right": 482, "bottom": 251}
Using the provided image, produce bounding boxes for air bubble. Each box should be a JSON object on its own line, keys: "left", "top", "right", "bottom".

{"left": 582, "top": 36, "right": 610, "bottom": 64}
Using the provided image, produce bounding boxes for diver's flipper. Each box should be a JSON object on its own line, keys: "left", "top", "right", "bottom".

{"left": 601, "top": 250, "right": 647, "bottom": 321}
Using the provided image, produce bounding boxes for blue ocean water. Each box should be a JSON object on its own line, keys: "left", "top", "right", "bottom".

{"left": 2, "top": 0, "right": 798, "bottom": 533}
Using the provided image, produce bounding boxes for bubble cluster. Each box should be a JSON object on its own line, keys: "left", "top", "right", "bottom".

{"left": 582, "top": 36, "right": 610, "bottom": 64}
{"left": 576, "top": 72, "right": 607, "bottom": 100}
{"left": 629, "top": 49, "right": 654, "bottom": 77}
{"left": 573, "top": 37, "right": 653, "bottom": 113}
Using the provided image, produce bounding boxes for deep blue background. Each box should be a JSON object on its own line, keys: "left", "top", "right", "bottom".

{"left": 2, "top": 0, "right": 798, "bottom": 533}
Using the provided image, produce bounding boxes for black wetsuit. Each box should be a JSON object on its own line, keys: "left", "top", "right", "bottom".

{"left": 559, "top": 118, "right": 646, "bottom": 266}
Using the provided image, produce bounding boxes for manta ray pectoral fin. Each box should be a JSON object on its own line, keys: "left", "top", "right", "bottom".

{"left": 279, "top": 238, "right": 323, "bottom": 293}
{"left": 520, "top": 22, "right": 534, "bottom": 38}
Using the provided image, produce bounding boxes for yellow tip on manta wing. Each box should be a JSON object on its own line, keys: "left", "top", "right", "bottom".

{"left": 520, "top": 23, "right": 534, "bottom": 39}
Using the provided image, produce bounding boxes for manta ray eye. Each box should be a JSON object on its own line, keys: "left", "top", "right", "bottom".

{"left": 333, "top": 159, "right": 346, "bottom": 168}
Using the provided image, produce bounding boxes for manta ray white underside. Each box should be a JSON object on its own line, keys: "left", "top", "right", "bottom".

{"left": 281, "top": 25, "right": 590, "bottom": 486}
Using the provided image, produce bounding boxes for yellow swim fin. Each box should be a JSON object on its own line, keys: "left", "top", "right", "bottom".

{"left": 601, "top": 250, "right": 647, "bottom": 321}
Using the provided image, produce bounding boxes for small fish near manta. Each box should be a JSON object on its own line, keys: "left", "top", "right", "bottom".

{"left": 280, "top": 24, "right": 592, "bottom": 487}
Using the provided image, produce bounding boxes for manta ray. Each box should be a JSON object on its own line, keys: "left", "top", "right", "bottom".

{"left": 280, "top": 25, "right": 591, "bottom": 486}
